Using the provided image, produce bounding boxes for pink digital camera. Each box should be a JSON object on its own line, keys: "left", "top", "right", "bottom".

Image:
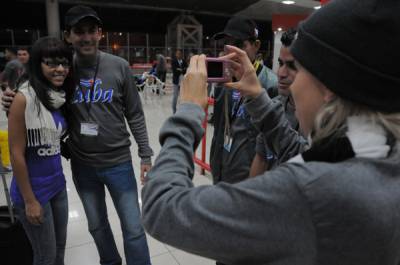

{"left": 206, "top": 57, "right": 231, "bottom": 83}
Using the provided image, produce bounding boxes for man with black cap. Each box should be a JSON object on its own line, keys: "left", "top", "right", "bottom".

{"left": 64, "top": 5, "right": 153, "bottom": 265}
{"left": 210, "top": 17, "right": 278, "bottom": 187}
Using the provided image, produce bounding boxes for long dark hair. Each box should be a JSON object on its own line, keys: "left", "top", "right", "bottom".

{"left": 18, "top": 36, "right": 74, "bottom": 112}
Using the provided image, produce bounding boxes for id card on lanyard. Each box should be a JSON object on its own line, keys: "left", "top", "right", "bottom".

{"left": 223, "top": 60, "right": 261, "bottom": 152}
{"left": 75, "top": 54, "right": 101, "bottom": 137}
{"left": 223, "top": 92, "right": 234, "bottom": 152}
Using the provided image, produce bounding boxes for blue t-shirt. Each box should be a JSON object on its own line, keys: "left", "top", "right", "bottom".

{"left": 11, "top": 110, "right": 67, "bottom": 206}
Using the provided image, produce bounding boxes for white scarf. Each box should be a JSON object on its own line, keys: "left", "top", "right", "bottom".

{"left": 49, "top": 89, "right": 66, "bottom": 109}
{"left": 18, "top": 82, "right": 65, "bottom": 148}
{"left": 289, "top": 116, "right": 393, "bottom": 164}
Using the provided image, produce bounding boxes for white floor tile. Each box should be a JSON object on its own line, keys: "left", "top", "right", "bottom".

{"left": 151, "top": 252, "right": 179, "bottom": 265}
{"left": 146, "top": 234, "right": 170, "bottom": 257}
{"left": 66, "top": 219, "right": 92, "bottom": 248}
{"left": 171, "top": 249, "right": 215, "bottom": 265}
{"left": 65, "top": 242, "right": 100, "bottom": 265}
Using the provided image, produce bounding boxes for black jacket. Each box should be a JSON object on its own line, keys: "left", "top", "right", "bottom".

{"left": 171, "top": 58, "right": 187, "bottom": 85}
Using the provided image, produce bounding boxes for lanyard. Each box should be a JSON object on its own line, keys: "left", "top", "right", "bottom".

{"left": 74, "top": 54, "right": 100, "bottom": 117}
{"left": 223, "top": 60, "right": 261, "bottom": 138}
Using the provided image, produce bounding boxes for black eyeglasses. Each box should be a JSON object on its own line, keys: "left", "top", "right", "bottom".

{"left": 42, "top": 58, "right": 71, "bottom": 69}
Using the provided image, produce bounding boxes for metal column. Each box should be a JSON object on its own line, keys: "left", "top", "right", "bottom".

{"left": 106, "top": 32, "right": 110, "bottom": 53}
{"left": 127, "top": 32, "right": 130, "bottom": 64}
{"left": 45, "top": 0, "right": 61, "bottom": 38}
{"left": 146, "top": 33, "right": 150, "bottom": 63}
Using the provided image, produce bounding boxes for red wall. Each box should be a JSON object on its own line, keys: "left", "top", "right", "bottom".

{"left": 272, "top": 14, "right": 309, "bottom": 31}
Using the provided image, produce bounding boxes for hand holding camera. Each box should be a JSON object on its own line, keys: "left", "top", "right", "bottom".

{"left": 180, "top": 55, "right": 209, "bottom": 109}
{"left": 223, "top": 45, "right": 263, "bottom": 99}
{"left": 205, "top": 45, "right": 263, "bottom": 98}
{"left": 180, "top": 46, "right": 263, "bottom": 109}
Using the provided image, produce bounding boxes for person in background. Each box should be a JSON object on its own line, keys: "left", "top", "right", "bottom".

{"left": 140, "top": 0, "right": 400, "bottom": 264}
{"left": 9, "top": 36, "right": 73, "bottom": 265}
{"left": 171, "top": 49, "right": 187, "bottom": 113}
{"left": 249, "top": 28, "right": 304, "bottom": 177}
{"left": 155, "top": 54, "right": 166, "bottom": 82}
{"left": 155, "top": 54, "right": 167, "bottom": 94}
{"left": 1, "top": 47, "right": 24, "bottom": 91}
{"left": 17, "top": 47, "right": 30, "bottom": 65}
{"left": 210, "top": 16, "right": 278, "bottom": 191}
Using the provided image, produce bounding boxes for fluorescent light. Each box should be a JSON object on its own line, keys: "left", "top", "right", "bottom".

{"left": 282, "top": 0, "right": 295, "bottom": 4}
{"left": 314, "top": 5, "right": 321, "bottom": 9}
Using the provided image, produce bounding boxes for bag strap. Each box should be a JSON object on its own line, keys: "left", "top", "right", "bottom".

{"left": 1, "top": 165, "right": 15, "bottom": 224}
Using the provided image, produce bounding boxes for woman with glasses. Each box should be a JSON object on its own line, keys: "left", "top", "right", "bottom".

{"left": 8, "top": 36, "right": 73, "bottom": 265}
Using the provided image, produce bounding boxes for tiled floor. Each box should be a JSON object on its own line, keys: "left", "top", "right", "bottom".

{"left": 0, "top": 91, "right": 216, "bottom": 265}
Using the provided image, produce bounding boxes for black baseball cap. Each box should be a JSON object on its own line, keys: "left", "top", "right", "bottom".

{"left": 213, "top": 16, "right": 259, "bottom": 41}
{"left": 65, "top": 5, "right": 102, "bottom": 28}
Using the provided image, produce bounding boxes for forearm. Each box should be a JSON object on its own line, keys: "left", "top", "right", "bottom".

{"left": 245, "top": 90, "right": 307, "bottom": 161}
{"left": 123, "top": 68, "right": 154, "bottom": 163}
{"left": 127, "top": 112, "right": 153, "bottom": 164}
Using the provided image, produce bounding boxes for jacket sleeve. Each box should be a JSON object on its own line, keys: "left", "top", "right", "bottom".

{"left": 245, "top": 90, "right": 308, "bottom": 164}
{"left": 141, "top": 103, "right": 316, "bottom": 265}
{"left": 122, "top": 63, "right": 154, "bottom": 164}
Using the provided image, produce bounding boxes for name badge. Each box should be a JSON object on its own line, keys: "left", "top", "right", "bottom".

{"left": 80, "top": 123, "right": 99, "bottom": 136}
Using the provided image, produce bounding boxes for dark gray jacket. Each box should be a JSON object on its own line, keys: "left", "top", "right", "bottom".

{"left": 255, "top": 94, "right": 301, "bottom": 170}
{"left": 67, "top": 51, "right": 153, "bottom": 166}
{"left": 142, "top": 102, "right": 400, "bottom": 265}
{"left": 210, "top": 64, "right": 278, "bottom": 184}
{"left": 249, "top": 91, "right": 308, "bottom": 167}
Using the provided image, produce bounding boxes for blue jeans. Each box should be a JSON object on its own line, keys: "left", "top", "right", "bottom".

{"left": 71, "top": 160, "right": 151, "bottom": 265}
{"left": 16, "top": 189, "right": 68, "bottom": 265}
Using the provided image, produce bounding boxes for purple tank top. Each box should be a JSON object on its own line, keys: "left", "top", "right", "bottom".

{"left": 11, "top": 110, "right": 67, "bottom": 206}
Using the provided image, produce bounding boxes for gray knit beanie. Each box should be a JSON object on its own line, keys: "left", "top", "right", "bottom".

{"left": 291, "top": 0, "right": 400, "bottom": 113}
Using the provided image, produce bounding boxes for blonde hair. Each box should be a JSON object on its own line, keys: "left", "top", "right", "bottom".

{"left": 312, "top": 97, "right": 400, "bottom": 144}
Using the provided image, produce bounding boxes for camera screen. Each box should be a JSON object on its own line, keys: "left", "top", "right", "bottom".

{"left": 207, "top": 61, "right": 223, "bottom": 78}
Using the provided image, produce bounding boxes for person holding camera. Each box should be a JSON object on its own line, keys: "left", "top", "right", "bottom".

{"left": 141, "top": 0, "right": 400, "bottom": 264}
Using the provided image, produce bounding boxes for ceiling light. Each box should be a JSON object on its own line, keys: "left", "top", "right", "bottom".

{"left": 314, "top": 5, "right": 321, "bottom": 9}
{"left": 277, "top": 27, "right": 283, "bottom": 32}
{"left": 282, "top": 1, "right": 295, "bottom": 4}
